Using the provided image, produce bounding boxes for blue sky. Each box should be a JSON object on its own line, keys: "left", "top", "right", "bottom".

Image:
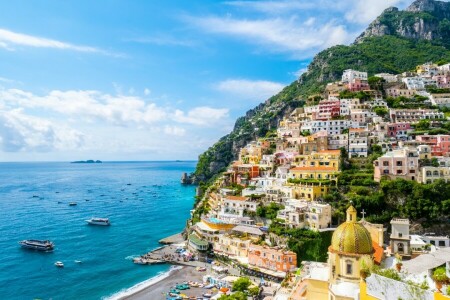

{"left": 0, "top": 0, "right": 413, "bottom": 161}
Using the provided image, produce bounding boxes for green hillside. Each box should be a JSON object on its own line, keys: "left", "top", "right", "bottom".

{"left": 193, "top": 34, "right": 450, "bottom": 183}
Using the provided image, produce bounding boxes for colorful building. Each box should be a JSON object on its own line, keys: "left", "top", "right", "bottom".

{"left": 373, "top": 148, "right": 419, "bottom": 182}
{"left": 248, "top": 245, "right": 297, "bottom": 274}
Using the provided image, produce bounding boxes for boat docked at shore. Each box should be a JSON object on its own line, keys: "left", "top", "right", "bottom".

{"left": 85, "top": 217, "right": 110, "bottom": 226}
{"left": 19, "top": 240, "right": 54, "bottom": 252}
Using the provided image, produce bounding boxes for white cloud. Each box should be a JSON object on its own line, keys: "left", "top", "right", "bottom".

{"left": 174, "top": 106, "right": 229, "bottom": 126}
{"left": 164, "top": 125, "right": 186, "bottom": 136}
{"left": 344, "top": 0, "right": 410, "bottom": 24}
{"left": 0, "top": 86, "right": 232, "bottom": 156}
{"left": 144, "top": 88, "right": 151, "bottom": 96}
{"left": 292, "top": 67, "right": 308, "bottom": 78}
{"left": 0, "top": 109, "right": 84, "bottom": 152}
{"left": 216, "top": 79, "right": 284, "bottom": 101}
{"left": 0, "top": 87, "right": 230, "bottom": 128}
{"left": 185, "top": 15, "right": 353, "bottom": 58}
{"left": 0, "top": 28, "right": 115, "bottom": 55}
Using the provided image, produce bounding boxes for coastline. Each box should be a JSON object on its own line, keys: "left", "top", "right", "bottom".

{"left": 105, "top": 265, "right": 183, "bottom": 300}
{"left": 106, "top": 265, "right": 207, "bottom": 300}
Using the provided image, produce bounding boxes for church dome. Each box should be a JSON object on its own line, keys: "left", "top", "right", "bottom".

{"left": 330, "top": 206, "right": 373, "bottom": 254}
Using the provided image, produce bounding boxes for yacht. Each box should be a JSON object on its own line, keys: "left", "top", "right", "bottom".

{"left": 85, "top": 217, "right": 110, "bottom": 226}
{"left": 69, "top": 202, "right": 77, "bottom": 206}
{"left": 19, "top": 240, "right": 54, "bottom": 252}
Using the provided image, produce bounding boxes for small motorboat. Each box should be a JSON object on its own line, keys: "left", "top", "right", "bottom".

{"left": 74, "top": 260, "right": 82, "bottom": 264}
{"left": 69, "top": 202, "right": 77, "bottom": 206}
{"left": 202, "top": 293, "right": 212, "bottom": 298}
{"left": 55, "top": 261, "right": 64, "bottom": 268}
{"left": 86, "top": 217, "right": 110, "bottom": 226}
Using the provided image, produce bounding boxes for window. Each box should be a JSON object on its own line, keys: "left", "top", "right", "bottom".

{"left": 383, "top": 161, "right": 389, "bottom": 166}
{"left": 399, "top": 233, "right": 402, "bottom": 238}
{"left": 346, "top": 261, "right": 353, "bottom": 275}
{"left": 439, "top": 241, "right": 446, "bottom": 247}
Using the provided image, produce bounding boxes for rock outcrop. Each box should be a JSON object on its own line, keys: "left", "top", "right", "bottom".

{"left": 355, "top": 0, "right": 450, "bottom": 44}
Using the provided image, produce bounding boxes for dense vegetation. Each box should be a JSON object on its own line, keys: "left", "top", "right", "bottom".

{"left": 269, "top": 223, "right": 333, "bottom": 264}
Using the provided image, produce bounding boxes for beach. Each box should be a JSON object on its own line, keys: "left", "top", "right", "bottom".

{"left": 109, "top": 266, "right": 208, "bottom": 300}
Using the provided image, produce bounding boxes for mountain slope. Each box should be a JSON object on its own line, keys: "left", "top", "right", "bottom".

{"left": 193, "top": 0, "right": 450, "bottom": 183}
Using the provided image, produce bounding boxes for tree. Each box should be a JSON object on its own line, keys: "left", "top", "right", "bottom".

{"left": 415, "top": 119, "right": 431, "bottom": 131}
{"left": 232, "top": 277, "right": 252, "bottom": 292}
{"left": 374, "top": 106, "right": 388, "bottom": 117}
{"left": 248, "top": 286, "right": 260, "bottom": 297}
{"left": 368, "top": 76, "right": 384, "bottom": 90}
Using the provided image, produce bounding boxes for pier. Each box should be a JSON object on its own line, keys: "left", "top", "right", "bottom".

{"left": 158, "top": 232, "right": 184, "bottom": 245}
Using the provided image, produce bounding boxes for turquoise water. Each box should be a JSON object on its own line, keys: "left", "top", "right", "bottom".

{"left": 0, "top": 161, "right": 196, "bottom": 300}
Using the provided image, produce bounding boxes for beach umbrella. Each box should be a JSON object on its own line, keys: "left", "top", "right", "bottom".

{"left": 219, "top": 287, "right": 229, "bottom": 293}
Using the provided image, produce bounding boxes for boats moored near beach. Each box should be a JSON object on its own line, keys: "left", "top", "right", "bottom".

{"left": 85, "top": 217, "right": 110, "bottom": 226}
{"left": 19, "top": 240, "right": 54, "bottom": 252}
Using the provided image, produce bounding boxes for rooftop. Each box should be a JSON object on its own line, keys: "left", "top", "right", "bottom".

{"left": 402, "top": 247, "right": 450, "bottom": 274}
{"left": 225, "top": 196, "right": 248, "bottom": 201}
{"left": 232, "top": 225, "right": 264, "bottom": 236}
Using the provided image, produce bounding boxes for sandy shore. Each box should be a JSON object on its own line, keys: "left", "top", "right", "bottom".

{"left": 114, "top": 266, "right": 208, "bottom": 300}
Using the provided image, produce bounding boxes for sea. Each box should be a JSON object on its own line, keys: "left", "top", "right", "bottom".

{"left": 0, "top": 161, "right": 196, "bottom": 300}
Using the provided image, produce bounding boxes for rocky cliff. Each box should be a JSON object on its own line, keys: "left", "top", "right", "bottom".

{"left": 355, "top": 0, "right": 450, "bottom": 45}
{"left": 192, "top": 0, "right": 450, "bottom": 184}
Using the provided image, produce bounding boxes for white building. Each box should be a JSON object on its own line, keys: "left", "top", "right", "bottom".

{"left": 328, "top": 134, "right": 349, "bottom": 150}
{"left": 300, "top": 120, "right": 359, "bottom": 135}
{"left": 341, "top": 69, "right": 368, "bottom": 84}
{"left": 348, "top": 128, "right": 368, "bottom": 158}
{"left": 402, "top": 77, "right": 425, "bottom": 90}
{"left": 430, "top": 93, "right": 450, "bottom": 107}
{"left": 374, "top": 73, "right": 398, "bottom": 83}
{"left": 220, "top": 196, "right": 259, "bottom": 217}
{"left": 390, "top": 218, "right": 411, "bottom": 258}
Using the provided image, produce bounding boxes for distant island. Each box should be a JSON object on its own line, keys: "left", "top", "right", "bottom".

{"left": 71, "top": 160, "right": 102, "bottom": 164}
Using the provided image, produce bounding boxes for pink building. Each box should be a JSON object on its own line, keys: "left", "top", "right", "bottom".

{"left": 248, "top": 244, "right": 297, "bottom": 274}
{"left": 317, "top": 99, "right": 340, "bottom": 120}
{"left": 347, "top": 79, "right": 370, "bottom": 92}
{"left": 373, "top": 148, "right": 419, "bottom": 182}
{"left": 416, "top": 135, "right": 450, "bottom": 156}
{"left": 433, "top": 74, "right": 450, "bottom": 89}
{"left": 387, "top": 122, "right": 412, "bottom": 139}
{"left": 435, "top": 135, "right": 450, "bottom": 156}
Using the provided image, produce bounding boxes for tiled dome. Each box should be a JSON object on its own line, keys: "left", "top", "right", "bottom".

{"left": 331, "top": 206, "right": 373, "bottom": 254}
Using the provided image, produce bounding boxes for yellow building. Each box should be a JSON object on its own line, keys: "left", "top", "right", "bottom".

{"left": 293, "top": 150, "right": 340, "bottom": 171}
{"left": 291, "top": 184, "right": 330, "bottom": 201}
{"left": 289, "top": 166, "right": 339, "bottom": 182}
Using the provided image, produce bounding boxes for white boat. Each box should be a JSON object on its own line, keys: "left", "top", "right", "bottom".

{"left": 85, "top": 217, "right": 110, "bottom": 226}
{"left": 55, "top": 261, "right": 64, "bottom": 267}
{"left": 69, "top": 202, "right": 77, "bottom": 206}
